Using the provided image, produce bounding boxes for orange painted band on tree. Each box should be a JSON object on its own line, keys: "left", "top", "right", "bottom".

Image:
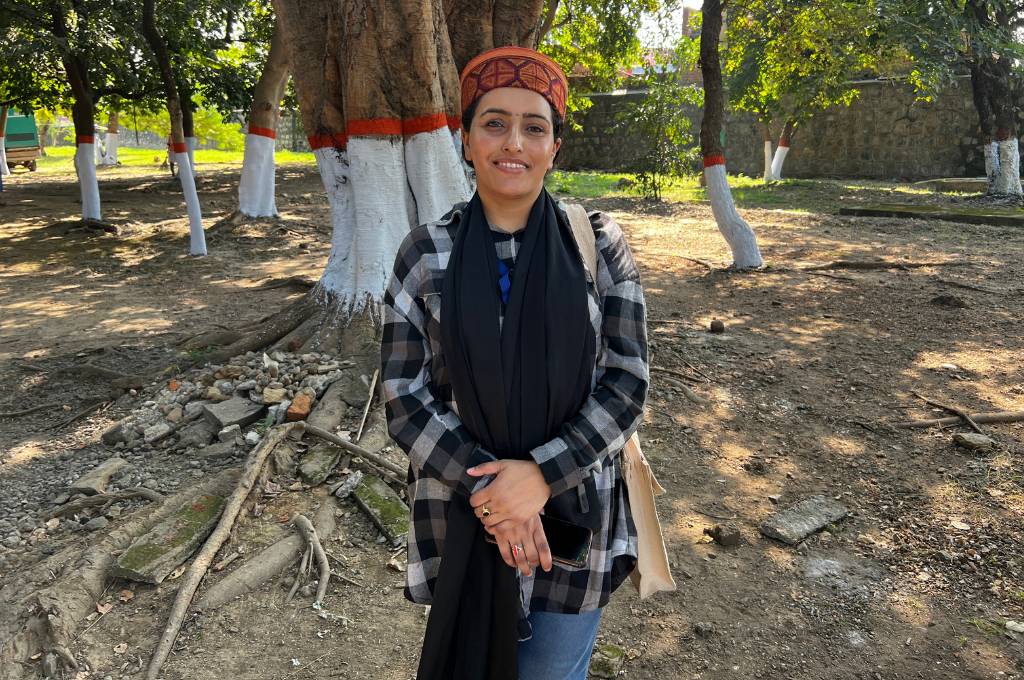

{"left": 171, "top": 142, "right": 188, "bottom": 153}
{"left": 703, "top": 154, "right": 726, "bottom": 167}
{"left": 77, "top": 135, "right": 95, "bottom": 144}
{"left": 777, "top": 141, "right": 790, "bottom": 148}
{"left": 248, "top": 126, "right": 277, "bottom": 139}
{"left": 307, "top": 114, "right": 462, "bottom": 150}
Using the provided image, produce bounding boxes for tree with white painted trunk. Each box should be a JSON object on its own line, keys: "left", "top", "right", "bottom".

{"left": 880, "top": 0, "right": 1023, "bottom": 197}
{"left": 102, "top": 109, "right": 120, "bottom": 165}
{"left": 199, "top": 0, "right": 545, "bottom": 365}
{"left": 726, "top": 0, "right": 881, "bottom": 184}
{"left": 237, "top": 19, "right": 289, "bottom": 218}
{"left": 700, "top": 0, "right": 763, "bottom": 269}
{"left": 141, "top": 0, "right": 207, "bottom": 256}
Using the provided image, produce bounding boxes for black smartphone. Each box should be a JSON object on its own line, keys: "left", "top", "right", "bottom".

{"left": 485, "top": 514, "right": 593, "bottom": 568}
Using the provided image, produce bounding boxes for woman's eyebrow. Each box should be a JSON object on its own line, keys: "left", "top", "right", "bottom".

{"left": 479, "top": 107, "right": 550, "bottom": 122}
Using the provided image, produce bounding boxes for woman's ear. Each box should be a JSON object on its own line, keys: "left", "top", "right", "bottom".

{"left": 548, "top": 137, "right": 562, "bottom": 170}
{"left": 462, "top": 128, "right": 473, "bottom": 166}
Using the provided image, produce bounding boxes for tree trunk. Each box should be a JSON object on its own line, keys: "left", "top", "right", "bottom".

{"left": 699, "top": 0, "right": 763, "bottom": 269}
{"left": 50, "top": 0, "right": 101, "bottom": 219}
{"left": 102, "top": 109, "right": 120, "bottom": 165}
{"left": 760, "top": 120, "right": 773, "bottom": 183}
{"left": 770, "top": 118, "right": 796, "bottom": 180}
{"left": 969, "top": 60, "right": 998, "bottom": 190}
{"left": 988, "top": 57, "right": 1021, "bottom": 196}
{"left": 142, "top": 0, "right": 207, "bottom": 256}
{"left": 0, "top": 106, "right": 9, "bottom": 177}
{"left": 238, "top": 19, "right": 289, "bottom": 217}
{"left": 178, "top": 77, "right": 198, "bottom": 171}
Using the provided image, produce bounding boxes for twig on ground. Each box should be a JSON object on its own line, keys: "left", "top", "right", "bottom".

{"left": 692, "top": 507, "right": 737, "bottom": 521}
{"left": 656, "top": 375, "right": 708, "bottom": 405}
{"left": 145, "top": 422, "right": 302, "bottom": 680}
{"left": 676, "top": 255, "right": 719, "bottom": 270}
{"left": 651, "top": 365, "right": 703, "bottom": 384}
{"left": 910, "top": 390, "right": 985, "bottom": 434}
{"left": 292, "top": 514, "right": 331, "bottom": 606}
{"left": 50, "top": 399, "right": 111, "bottom": 431}
{"left": 304, "top": 424, "right": 405, "bottom": 478}
{"left": 355, "top": 369, "right": 379, "bottom": 444}
{"left": 893, "top": 410, "right": 1024, "bottom": 429}
{"left": 933, "top": 277, "right": 1002, "bottom": 294}
{"left": 0, "top": 402, "right": 64, "bottom": 418}
{"left": 682, "top": 360, "right": 714, "bottom": 383}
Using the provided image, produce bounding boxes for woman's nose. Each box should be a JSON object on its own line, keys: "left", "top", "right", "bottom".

{"left": 503, "top": 126, "right": 523, "bottom": 153}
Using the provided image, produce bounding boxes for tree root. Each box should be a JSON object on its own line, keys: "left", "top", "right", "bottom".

{"left": 145, "top": 423, "right": 302, "bottom": 680}
{"left": 290, "top": 514, "right": 332, "bottom": 606}
{"left": 254, "top": 276, "right": 317, "bottom": 292}
{"left": 801, "top": 259, "right": 970, "bottom": 272}
{"left": 178, "top": 328, "right": 244, "bottom": 352}
{"left": 42, "top": 488, "right": 165, "bottom": 521}
{"left": 893, "top": 410, "right": 1024, "bottom": 429}
{"left": 196, "top": 498, "right": 336, "bottom": 611}
{"left": 0, "top": 471, "right": 237, "bottom": 680}
{"left": 50, "top": 218, "right": 119, "bottom": 235}
{"left": 204, "top": 301, "right": 315, "bottom": 364}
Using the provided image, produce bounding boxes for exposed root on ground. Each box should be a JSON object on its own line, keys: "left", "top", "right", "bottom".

{"left": 0, "top": 472, "right": 237, "bottom": 680}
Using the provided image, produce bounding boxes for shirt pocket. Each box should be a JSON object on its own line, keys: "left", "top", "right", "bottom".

{"left": 417, "top": 276, "right": 448, "bottom": 395}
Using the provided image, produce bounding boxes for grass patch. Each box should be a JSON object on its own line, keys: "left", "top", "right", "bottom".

{"left": 35, "top": 145, "right": 315, "bottom": 174}
{"left": 965, "top": 617, "right": 1004, "bottom": 636}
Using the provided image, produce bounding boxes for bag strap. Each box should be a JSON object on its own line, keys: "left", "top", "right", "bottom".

{"left": 564, "top": 203, "right": 598, "bottom": 282}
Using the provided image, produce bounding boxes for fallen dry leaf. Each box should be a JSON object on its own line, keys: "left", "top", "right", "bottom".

{"left": 118, "top": 589, "right": 135, "bottom": 603}
{"left": 96, "top": 602, "right": 114, "bottom": 615}
{"left": 113, "top": 642, "right": 128, "bottom": 655}
{"left": 167, "top": 565, "right": 187, "bottom": 580}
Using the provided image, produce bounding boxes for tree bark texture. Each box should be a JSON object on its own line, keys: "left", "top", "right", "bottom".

{"left": 272, "top": 0, "right": 545, "bottom": 320}
{"left": 239, "top": 19, "right": 290, "bottom": 217}
{"left": 699, "top": 0, "right": 763, "bottom": 268}
{"left": 103, "top": 109, "right": 120, "bottom": 165}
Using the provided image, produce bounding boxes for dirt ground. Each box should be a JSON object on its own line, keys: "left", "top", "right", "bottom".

{"left": 1, "top": 161, "right": 1022, "bottom": 680}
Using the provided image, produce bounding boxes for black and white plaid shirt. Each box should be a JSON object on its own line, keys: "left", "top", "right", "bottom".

{"left": 381, "top": 201, "right": 649, "bottom": 614}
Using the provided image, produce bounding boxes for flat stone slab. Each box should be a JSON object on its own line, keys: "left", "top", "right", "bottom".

{"left": 760, "top": 496, "right": 849, "bottom": 545}
{"left": 70, "top": 457, "right": 128, "bottom": 496}
{"left": 352, "top": 475, "right": 408, "bottom": 548}
{"left": 112, "top": 489, "right": 228, "bottom": 583}
{"left": 298, "top": 443, "right": 343, "bottom": 486}
{"left": 202, "top": 397, "right": 265, "bottom": 430}
{"left": 839, "top": 203, "right": 1024, "bottom": 228}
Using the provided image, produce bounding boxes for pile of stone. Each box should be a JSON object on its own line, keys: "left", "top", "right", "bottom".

{"left": 100, "top": 350, "right": 350, "bottom": 459}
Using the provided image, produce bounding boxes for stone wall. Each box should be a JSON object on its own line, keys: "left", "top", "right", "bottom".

{"left": 559, "top": 78, "right": 1021, "bottom": 180}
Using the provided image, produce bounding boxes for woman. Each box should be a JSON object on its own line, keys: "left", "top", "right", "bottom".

{"left": 381, "top": 46, "right": 649, "bottom": 680}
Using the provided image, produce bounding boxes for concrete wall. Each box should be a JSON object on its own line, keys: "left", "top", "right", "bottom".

{"left": 559, "top": 78, "right": 1020, "bottom": 180}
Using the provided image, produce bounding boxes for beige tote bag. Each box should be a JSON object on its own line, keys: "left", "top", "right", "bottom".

{"left": 564, "top": 203, "right": 677, "bottom": 599}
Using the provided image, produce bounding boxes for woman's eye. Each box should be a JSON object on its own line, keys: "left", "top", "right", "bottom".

{"left": 485, "top": 119, "right": 503, "bottom": 128}
{"left": 528, "top": 125, "right": 546, "bottom": 134}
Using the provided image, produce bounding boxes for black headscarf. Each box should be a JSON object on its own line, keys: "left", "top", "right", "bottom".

{"left": 416, "top": 190, "right": 598, "bottom": 679}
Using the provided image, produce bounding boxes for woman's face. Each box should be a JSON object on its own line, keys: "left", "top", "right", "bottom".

{"left": 462, "top": 87, "right": 561, "bottom": 202}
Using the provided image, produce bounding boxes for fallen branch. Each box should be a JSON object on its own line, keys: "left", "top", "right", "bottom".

{"left": 355, "top": 369, "right": 379, "bottom": 443}
{"left": 933, "top": 277, "right": 1002, "bottom": 294}
{"left": 893, "top": 410, "right": 1024, "bottom": 429}
{"left": 304, "top": 424, "right": 406, "bottom": 478}
{"left": 42, "top": 487, "right": 164, "bottom": 520}
{"left": 910, "top": 391, "right": 984, "bottom": 434}
{"left": 65, "top": 363, "right": 145, "bottom": 390}
{"left": 0, "top": 401, "right": 63, "bottom": 418}
{"left": 291, "top": 514, "right": 331, "bottom": 606}
{"left": 676, "top": 255, "right": 718, "bottom": 270}
{"left": 145, "top": 422, "right": 302, "bottom": 680}
{"left": 287, "top": 544, "right": 312, "bottom": 603}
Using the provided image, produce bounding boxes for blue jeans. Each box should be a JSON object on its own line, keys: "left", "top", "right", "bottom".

{"left": 517, "top": 608, "right": 603, "bottom": 680}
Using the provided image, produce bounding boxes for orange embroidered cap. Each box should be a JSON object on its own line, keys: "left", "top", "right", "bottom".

{"left": 460, "top": 46, "right": 568, "bottom": 119}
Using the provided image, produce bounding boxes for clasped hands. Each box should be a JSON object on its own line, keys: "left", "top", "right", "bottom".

{"left": 468, "top": 459, "right": 553, "bottom": 577}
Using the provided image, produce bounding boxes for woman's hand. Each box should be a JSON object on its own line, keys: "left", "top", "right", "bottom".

{"left": 490, "top": 514, "right": 552, "bottom": 576}
{"left": 468, "top": 459, "right": 551, "bottom": 531}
